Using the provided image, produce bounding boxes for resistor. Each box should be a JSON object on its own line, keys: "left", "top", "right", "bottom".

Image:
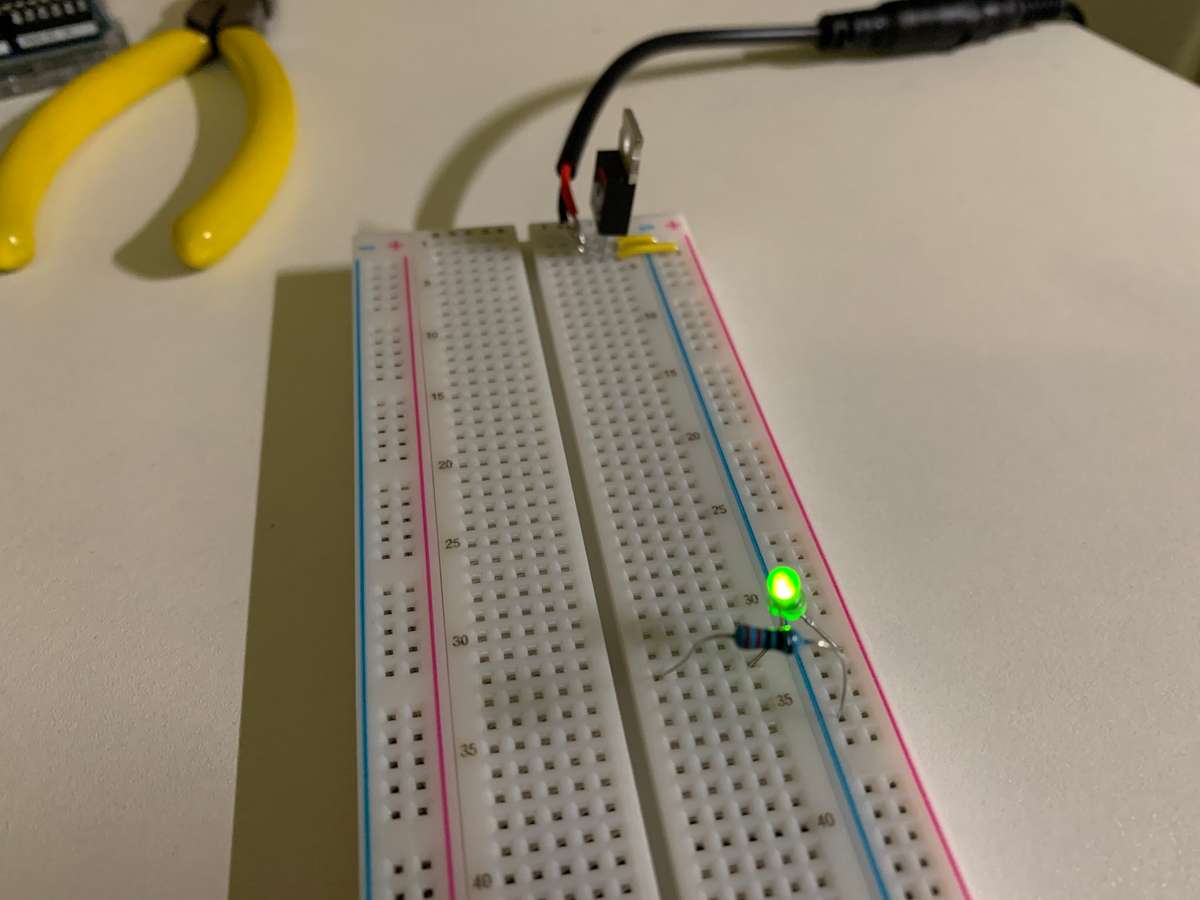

{"left": 656, "top": 624, "right": 805, "bottom": 679}
{"left": 657, "top": 621, "right": 848, "bottom": 718}
{"left": 733, "top": 623, "right": 800, "bottom": 654}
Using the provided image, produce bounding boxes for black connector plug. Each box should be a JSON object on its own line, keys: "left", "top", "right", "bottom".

{"left": 818, "top": 0, "right": 1082, "bottom": 53}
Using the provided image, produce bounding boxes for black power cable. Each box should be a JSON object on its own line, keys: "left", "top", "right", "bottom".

{"left": 556, "top": 0, "right": 1086, "bottom": 223}
{"left": 557, "top": 25, "right": 821, "bottom": 180}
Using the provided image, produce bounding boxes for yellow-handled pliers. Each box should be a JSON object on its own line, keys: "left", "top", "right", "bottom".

{"left": 0, "top": 0, "right": 295, "bottom": 271}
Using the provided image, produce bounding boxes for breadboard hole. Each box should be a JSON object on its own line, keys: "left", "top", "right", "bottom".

{"left": 387, "top": 856, "right": 435, "bottom": 900}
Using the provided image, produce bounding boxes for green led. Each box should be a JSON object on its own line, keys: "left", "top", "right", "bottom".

{"left": 765, "top": 565, "right": 806, "bottom": 621}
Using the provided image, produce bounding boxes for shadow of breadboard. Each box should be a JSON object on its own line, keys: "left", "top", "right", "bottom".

{"left": 228, "top": 268, "right": 358, "bottom": 900}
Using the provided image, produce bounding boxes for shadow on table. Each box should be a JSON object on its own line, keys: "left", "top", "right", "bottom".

{"left": 228, "top": 268, "right": 358, "bottom": 900}
{"left": 0, "top": 107, "right": 34, "bottom": 163}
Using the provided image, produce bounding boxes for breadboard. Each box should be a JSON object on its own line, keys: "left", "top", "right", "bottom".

{"left": 354, "top": 218, "right": 970, "bottom": 900}
{"left": 530, "top": 216, "right": 969, "bottom": 900}
{"left": 353, "top": 228, "right": 658, "bottom": 900}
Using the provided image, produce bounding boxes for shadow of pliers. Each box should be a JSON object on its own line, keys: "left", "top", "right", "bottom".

{"left": 0, "top": 0, "right": 295, "bottom": 271}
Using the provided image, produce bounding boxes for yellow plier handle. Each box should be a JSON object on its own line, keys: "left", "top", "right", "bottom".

{"left": 176, "top": 26, "right": 295, "bottom": 269}
{"left": 0, "top": 15, "right": 294, "bottom": 272}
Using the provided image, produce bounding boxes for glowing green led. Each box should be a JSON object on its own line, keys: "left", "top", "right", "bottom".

{"left": 766, "top": 565, "right": 806, "bottom": 621}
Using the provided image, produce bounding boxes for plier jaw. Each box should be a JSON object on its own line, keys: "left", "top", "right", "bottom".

{"left": 185, "top": 0, "right": 274, "bottom": 38}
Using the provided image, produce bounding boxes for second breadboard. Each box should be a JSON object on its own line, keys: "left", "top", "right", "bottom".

{"left": 530, "top": 215, "right": 970, "bottom": 900}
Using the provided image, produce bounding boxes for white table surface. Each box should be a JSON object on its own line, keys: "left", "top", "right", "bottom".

{"left": 3, "top": 2, "right": 1199, "bottom": 898}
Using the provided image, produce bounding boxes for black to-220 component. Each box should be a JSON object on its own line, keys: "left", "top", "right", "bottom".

{"left": 590, "top": 109, "right": 642, "bottom": 236}
{"left": 591, "top": 151, "right": 633, "bottom": 235}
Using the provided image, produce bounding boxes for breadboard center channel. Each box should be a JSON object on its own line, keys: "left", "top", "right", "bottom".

{"left": 353, "top": 218, "right": 968, "bottom": 900}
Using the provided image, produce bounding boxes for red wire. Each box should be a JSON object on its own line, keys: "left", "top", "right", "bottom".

{"left": 559, "top": 163, "right": 578, "bottom": 219}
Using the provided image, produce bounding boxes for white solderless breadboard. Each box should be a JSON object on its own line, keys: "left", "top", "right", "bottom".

{"left": 353, "top": 228, "right": 659, "bottom": 900}
{"left": 354, "top": 218, "right": 971, "bottom": 900}
{"left": 530, "top": 216, "right": 970, "bottom": 900}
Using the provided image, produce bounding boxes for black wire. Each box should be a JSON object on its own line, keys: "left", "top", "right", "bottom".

{"left": 555, "top": 8, "right": 1086, "bottom": 221}
{"left": 555, "top": 25, "right": 820, "bottom": 180}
